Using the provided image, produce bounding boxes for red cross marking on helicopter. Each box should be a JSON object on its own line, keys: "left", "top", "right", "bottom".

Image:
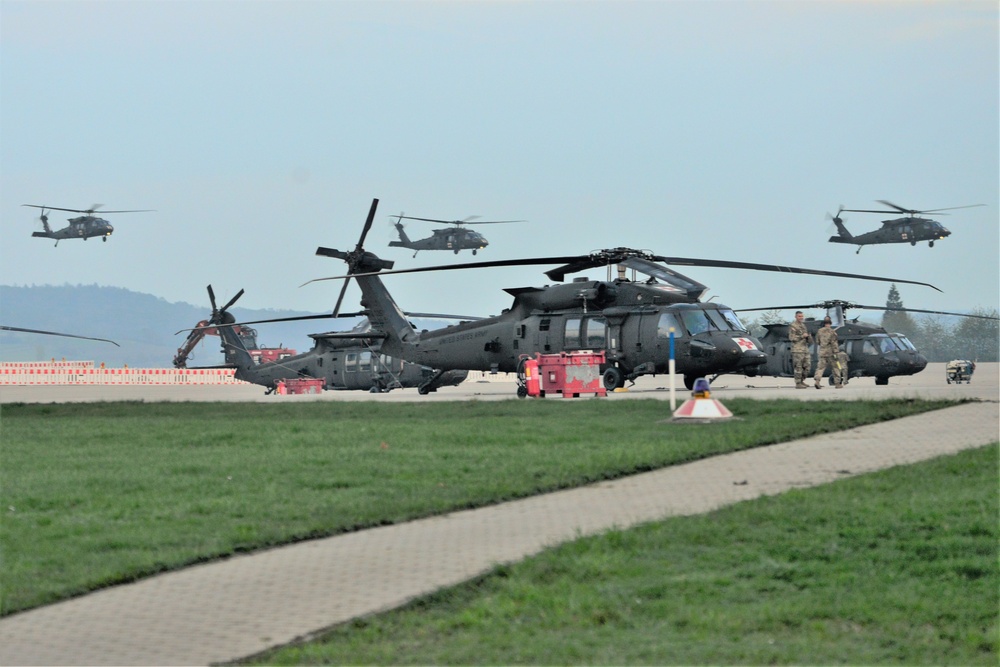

{"left": 733, "top": 337, "right": 757, "bottom": 351}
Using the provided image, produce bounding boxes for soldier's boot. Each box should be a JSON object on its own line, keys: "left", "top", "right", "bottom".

{"left": 814, "top": 379, "right": 822, "bottom": 389}
{"left": 835, "top": 383, "right": 843, "bottom": 389}
{"left": 795, "top": 382, "right": 808, "bottom": 389}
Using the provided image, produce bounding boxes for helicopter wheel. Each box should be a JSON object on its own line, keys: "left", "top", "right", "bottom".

{"left": 602, "top": 367, "right": 624, "bottom": 391}
{"left": 910, "top": 240, "right": 916, "bottom": 246}
{"left": 683, "top": 375, "right": 697, "bottom": 391}
{"left": 875, "top": 376, "right": 889, "bottom": 386}
{"left": 929, "top": 241, "right": 934, "bottom": 248}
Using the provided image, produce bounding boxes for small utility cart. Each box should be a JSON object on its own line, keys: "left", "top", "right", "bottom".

{"left": 945, "top": 360, "right": 975, "bottom": 384}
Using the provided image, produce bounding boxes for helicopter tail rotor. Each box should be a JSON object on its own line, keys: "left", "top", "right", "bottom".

{"left": 37, "top": 208, "right": 52, "bottom": 233}
{"left": 316, "top": 199, "right": 395, "bottom": 316}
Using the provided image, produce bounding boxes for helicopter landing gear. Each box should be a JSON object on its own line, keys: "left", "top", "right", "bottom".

{"left": 910, "top": 240, "right": 917, "bottom": 246}
{"left": 472, "top": 249, "right": 478, "bottom": 255}
{"left": 875, "top": 376, "right": 889, "bottom": 386}
{"left": 683, "top": 375, "right": 698, "bottom": 391}
{"left": 602, "top": 367, "right": 624, "bottom": 391}
{"left": 929, "top": 241, "right": 935, "bottom": 248}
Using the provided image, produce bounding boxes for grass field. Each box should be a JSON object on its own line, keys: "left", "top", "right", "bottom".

{"left": 3, "top": 398, "right": 996, "bottom": 665}
{"left": 248, "top": 443, "right": 998, "bottom": 666}
{"left": 1, "top": 397, "right": 963, "bottom": 615}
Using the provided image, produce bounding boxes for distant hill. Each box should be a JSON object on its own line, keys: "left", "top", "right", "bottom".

{"left": 0, "top": 284, "right": 362, "bottom": 368}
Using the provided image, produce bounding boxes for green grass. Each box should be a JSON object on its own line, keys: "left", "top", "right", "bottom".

{"left": 0, "top": 398, "right": 963, "bottom": 616}
{"left": 249, "top": 443, "right": 999, "bottom": 666}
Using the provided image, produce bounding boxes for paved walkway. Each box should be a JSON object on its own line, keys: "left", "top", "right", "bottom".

{"left": 1, "top": 401, "right": 997, "bottom": 666}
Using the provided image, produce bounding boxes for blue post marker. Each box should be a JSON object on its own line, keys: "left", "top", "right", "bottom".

{"left": 669, "top": 329, "right": 677, "bottom": 411}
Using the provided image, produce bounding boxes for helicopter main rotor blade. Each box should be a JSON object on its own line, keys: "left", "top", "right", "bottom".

{"left": 909, "top": 204, "right": 985, "bottom": 215}
{"left": 21, "top": 204, "right": 153, "bottom": 214}
{"left": 390, "top": 214, "right": 524, "bottom": 226}
{"left": 651, "top": 256, "right": 942, "bottom": 292}
{"left": 846, "top": 304, "right": 999, "bottom": 320}
{"left": 1, "top": 325, "right": 120, "bottom": 346}
{"left": 304, "top": 253, "right": 584, "bottom": 286}
{"left": 306, "top": 248, "right": 941, "bottom": 292}
{"left": 332, "top": 278, "right": 352, "bottom": 318}
{"left": 207, "top": 285, "right": 218, "bottom": 313}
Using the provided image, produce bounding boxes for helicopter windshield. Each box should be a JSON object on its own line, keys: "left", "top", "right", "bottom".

{"left": 678, "top": 308, "right": 720, "bottom": 335}
{"left": 713, "top": 308, "right": 748, "bottom": 332}
{"left": 892, "top": 335, "right": 917, "bottom": 351}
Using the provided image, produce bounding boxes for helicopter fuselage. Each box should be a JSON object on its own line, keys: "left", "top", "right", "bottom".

{"left": 829, "top": 216, "right": 951, "bottom": 248}
{"left": 212, "top": 315, "right": 467, "bottom": 393}
{"left": 749, "top": 319, "right": 927, "bottom": 385}
{"left": 32, "top": 216, "right": 114, "bottom": 242}
{"left": 358, "top": 273, "right": 767, "bottom": 390}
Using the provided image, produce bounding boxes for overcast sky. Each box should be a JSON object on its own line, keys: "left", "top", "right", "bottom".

{"left": 2, "top": 0, "right": 997, "bottom": 326}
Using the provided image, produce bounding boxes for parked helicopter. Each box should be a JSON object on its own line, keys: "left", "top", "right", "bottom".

{"left": 23, "top": 204, "right": 153, "bottom": 246}
{"left": 304, "top": 199, "right": 941, "bottom": 395}
{"left": 1, "top": 325, "right": 119, "bottom": 346}
{"left": 173, "top": 285, "right": 469, "bottom": 394}
{"left": 827, "top": 200, "right": 984, "bottom": 253}
{"left": 735, "top": 300, "right": 999, "bottom": 385}
{"left": 388, "top": 213, "right": 524, "bottom": 256}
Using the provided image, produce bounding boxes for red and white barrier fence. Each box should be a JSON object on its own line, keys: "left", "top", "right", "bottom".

{"left": 0, "top": 362, "right": 240, "bottom": 385}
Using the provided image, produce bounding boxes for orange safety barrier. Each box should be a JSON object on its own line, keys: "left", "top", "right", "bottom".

{"left": 0, "top": 363, "right": 241, "bottom": 386}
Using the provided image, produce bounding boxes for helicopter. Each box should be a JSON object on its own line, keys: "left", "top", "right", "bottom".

{"left": 23, "top": 204, "right": 153, "bottom": 246}
{"left": 1, "top": 325, "right": 119, "bottom": 346}
{"left": 734, "top": 300, "right": 999, "bottom": 385}
{"left": 173, "top": 285, "right": 469, "bottom": 394}
{"left": 388, "top": 213, "right": 524, "bottom": 256}
{"left": 826, "top": 200, "right": 984, "bottom": 253}
{"left": 304, "top": 199, "right": 942, "bottom": 395}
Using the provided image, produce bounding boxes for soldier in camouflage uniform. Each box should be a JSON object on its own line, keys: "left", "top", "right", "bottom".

{"left": 813, "top": 316, "right": 839, "bottom": 389}
{"left": 835, "top": 349, "right": 850, "bottom": 387}
{"left": 788, "top": 310, "right": 812, "bottom": 389}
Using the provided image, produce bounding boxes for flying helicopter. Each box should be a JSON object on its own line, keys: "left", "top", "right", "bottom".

{"left": 734, "top": 300, "right": 999, "bottom": 385}
{"left": 303, "top": 199, "right": 941, "bottom": 395}
{"left": 826, "top": 200, "right": 984, "bottom": 253}
{"left": 23, "top": 204, "right": 153, "bottom": 246}
{"left": 388, "top": 213, "right": 524, "bottom": 256}
{"left": 173, "top": 285, "right": 469, "bottom": 394}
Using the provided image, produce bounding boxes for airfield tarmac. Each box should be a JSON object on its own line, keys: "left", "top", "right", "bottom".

{"left": 1, "top": 361, "right": 997, "bottom": 404}
{"left": 0, "top": 362, "right": 997, "bottom": 665}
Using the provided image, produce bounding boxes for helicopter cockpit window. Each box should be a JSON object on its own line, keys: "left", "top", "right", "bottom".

{"left": 718, "top": 308, "right": 748, "bottom": 331}
{"left": 862, "top": 340, "right": 879, "bottom": 356}
{"left": 584, "top": 317, "right": 607, "bottom": 348}
{"left": 893, "top": 335, "right": 917, "bottom": 351}
{"left": 657, "top": 312, "right": 682, "bottom": 339}
{"left": 679, "top": 309, "right": 719, "bottom": 335}
{"left": 876, "top": 336, "right": 899, "bottom": 353}
{"left": 564, "top": 318, "right": 582, "bottom": 348}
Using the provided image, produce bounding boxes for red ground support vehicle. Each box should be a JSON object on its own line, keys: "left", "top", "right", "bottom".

{"left": 518, "top": 351, "right": 607, "bottom": 398}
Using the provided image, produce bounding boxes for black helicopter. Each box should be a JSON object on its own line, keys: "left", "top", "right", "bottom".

{"left": 305, "top": 199, "right": 941, "bottom": 395}
{"left": 23, "top": 204, "right": 153, "bottom": 246}
{"left": 388, "top": 213, "right": 524, "bottom": 256}
{"left": 827, "top": 200, "right": 984, "bottom": 253}
{"left": 735, "top": 300, "right": 999, "bottom": 385}
{"left": 173, "top": 285, "right": 469, "bottom": 394}
{"left": 1, "top": 325, "right": 119, "bottom": 346}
